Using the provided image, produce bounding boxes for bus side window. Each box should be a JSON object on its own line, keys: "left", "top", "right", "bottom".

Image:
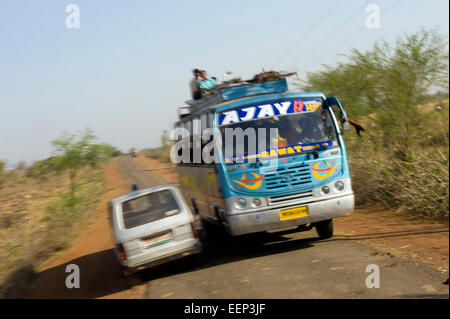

{"left": 173, "top": 122, "right": 182, "bottom": 144}
{"left": 207, "top": 113, "right": 214, "bottom": 129}
{"left": 186, "top": 120, "right": 192, "bottom": 137}
{"left": 175, "top": 122, "right": 185, "bottom": 165}
{"left": 202, "top": 112, "right": 215, "bottom": 165}
{"left": 200, "top": 113, "right": 208, "bottom": 146}
{"left": 177, "top": 120, "right": 191, "bottom": 165}
{"left": 192, "top": 117, "right": 201, "bottom": 164}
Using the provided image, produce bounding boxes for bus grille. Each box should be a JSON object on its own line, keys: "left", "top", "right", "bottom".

{"left": 263, "top": 163, "right": 312, "bottom": 191}
{"left": 268, "top": 190, "right": 313, "bottom": 206}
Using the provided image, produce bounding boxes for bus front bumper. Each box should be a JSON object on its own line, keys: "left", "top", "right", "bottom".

{"left": 225, "top": 194, "right": 354, "bottom": 236}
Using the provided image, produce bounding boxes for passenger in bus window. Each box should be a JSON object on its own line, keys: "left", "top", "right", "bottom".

{"left": 278, "top": 117, "right": 300, "bottom": 147}
{"left": 297, "top": 114, "right": 326, "bottom": 143}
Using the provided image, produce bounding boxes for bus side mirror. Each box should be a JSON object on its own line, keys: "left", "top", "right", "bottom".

{"left": 343, "top": 122, "right": 351, "bottom": 131}
{"left": 340, "top": 113, "right": 351, "bottom": 131}
{"left": 325, "top": 96, "right": 351, "bottom": 132}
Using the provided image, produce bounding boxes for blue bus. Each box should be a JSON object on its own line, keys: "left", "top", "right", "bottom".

{"left": 174, "top": 73, "right": 354, "bottom": 239}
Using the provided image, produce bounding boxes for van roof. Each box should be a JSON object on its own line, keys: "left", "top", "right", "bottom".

{"left": 110, "top": 184, "right": 176, "bottom": 205}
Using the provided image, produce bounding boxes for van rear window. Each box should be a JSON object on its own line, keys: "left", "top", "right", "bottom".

{"left": 121, "top": 190, "right": 179, "bottom": 229}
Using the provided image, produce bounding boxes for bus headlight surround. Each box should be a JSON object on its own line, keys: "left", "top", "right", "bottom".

{"left": 334, "top": 180, "right": 345, "bottom": 192}
{"left": 321, "top": 186, "right": 330, "bottom": 195}
{"left": 234, "top": 197, "right": 247, "bottom": 209}
{"left": 250, "top": 198, "right": 263, "bottom": 208}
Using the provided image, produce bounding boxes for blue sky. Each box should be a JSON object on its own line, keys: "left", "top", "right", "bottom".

{"left": 0, "top": 0, "right": 448, "bottom": 166}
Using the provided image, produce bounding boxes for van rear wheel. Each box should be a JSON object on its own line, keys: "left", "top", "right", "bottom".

{"left": 315, "top": 219, "right": 333, "bottom": 239}
{"left": 188, "top": 253, "right": 202, "bottom": 268}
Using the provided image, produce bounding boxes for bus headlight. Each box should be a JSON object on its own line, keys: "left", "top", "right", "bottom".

{"left": 334, "top": 180, "right": 345, "bottom": 192}
{"left": 321, "top": 186, "right": 330, "bottom": 195}
{"left": 250, "top": 198, "right": 263, "bottom": 208}
{"left": 234, "top": 197, "right": 247, "bottom": 209}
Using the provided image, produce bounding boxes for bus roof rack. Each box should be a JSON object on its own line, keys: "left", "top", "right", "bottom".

{"left": 179, "top": 71, "right": 296, "bottom": 119}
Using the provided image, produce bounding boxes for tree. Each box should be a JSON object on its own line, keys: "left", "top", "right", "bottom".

{"left": 51, "top": 129, "right": 97, "bottom": 196}
{"left": 25, "top": 157, "right": 58, "bottom": 179}
{"left": 301, "top": 28, "right": 449, "bottom": 159}
{"left": 85, "top": 143, "right": 116, "bottom": 167}
{"left": 25, "top": 130, "right": 116, "bottom": 185}
{"left": 161, "top": 129, "right": 171, "bottom": 148}
{"left": 15, "top": 161, "right": 27, "bottom": 171}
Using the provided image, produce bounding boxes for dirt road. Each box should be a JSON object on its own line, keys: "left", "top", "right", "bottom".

{"left": 25, "top": 160, "right": 144, "bottom": 298}
{"left": 25, "top": 157, "right": 449, "bottom": 298}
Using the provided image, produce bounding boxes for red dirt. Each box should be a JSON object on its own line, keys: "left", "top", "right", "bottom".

{"left": 133, "top": 156, "right": 178, "bottom": 184}
{"left": 25, "top": 160, "right": 146, "bottom": 299}
{"left": 334, "top": 206, "right": 448, "bottom": 273}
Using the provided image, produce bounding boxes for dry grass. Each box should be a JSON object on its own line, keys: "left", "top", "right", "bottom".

{"left": 0, "top": 167, "right": 106, "bottom": 298}
{"left": 143, "top": 145, "right": 172, "bottom": 163}
{"left": 347, "top": 99, "right": 449, "bottom": 218}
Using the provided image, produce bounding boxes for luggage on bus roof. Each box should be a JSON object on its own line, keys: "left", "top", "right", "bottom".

{"left": 181, "top": 71, "right": 296, "bottom": 118}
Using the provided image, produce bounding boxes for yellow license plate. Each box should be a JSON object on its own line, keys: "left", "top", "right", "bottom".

{"left": 280, "top": 206, "right": 309, "bottom": 221}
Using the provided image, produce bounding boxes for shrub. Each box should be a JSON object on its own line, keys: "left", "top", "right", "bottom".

{"left": 0, "top": 160, "right": 6, "bottom": 186}
{"left": 302, "top": 29, "right": 449, "bottom": 217}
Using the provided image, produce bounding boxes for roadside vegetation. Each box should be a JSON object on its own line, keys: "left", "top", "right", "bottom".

{"left": 300, "top": 29, "right": 449, "bottom": 217}
{"left": 143, "top": 129, "right": 173, "bottom": 163}
{"left": 0, "top": 129, "right": 119, "bottom": 298}
{"left": 0, "top": 160, "right": 5, "bottom": 186}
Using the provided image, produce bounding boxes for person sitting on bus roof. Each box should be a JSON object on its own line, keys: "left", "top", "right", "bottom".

{"left": 198, "top": 70, "right": 217, "bottom": 91}
{"left": 190, "top": 68, "right": 202, "bottom": 100}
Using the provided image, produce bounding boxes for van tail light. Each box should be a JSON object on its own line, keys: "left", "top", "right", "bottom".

{"left": 117, "top": 243, "right": 127, "bottom": 260}
{"left": 191, "top": 223, "right": 198, "bottom": 238}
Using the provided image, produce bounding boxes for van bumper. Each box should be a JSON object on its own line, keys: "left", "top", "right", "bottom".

{"left": 226, "top": 194, "right": 354, "bottom": 236}
{"left": 122, "top": 240, "right": 202, "bottom": 273}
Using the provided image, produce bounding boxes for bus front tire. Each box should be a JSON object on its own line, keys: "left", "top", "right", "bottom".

{"left": 200, "top": 219, "right": 217, "bottom": 242}
{"left": 315, "top": 219, "right": 333, "bottom": 239}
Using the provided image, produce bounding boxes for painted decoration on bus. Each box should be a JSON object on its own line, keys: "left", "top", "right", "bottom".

{"left": 224, "top": 140, "right": 338, "bottom": 164}
{"left": 219, "top": 98, "right": 323, "bottom": 126}
{"left": 233, "top": 172, "right": 264, "bottom": 190}
{"left": 311, "top": 159, "right": 340, "bottom": 180}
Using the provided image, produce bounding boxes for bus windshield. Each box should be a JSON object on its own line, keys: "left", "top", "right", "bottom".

{"left": 220, "top": 110, "right": 337, "bottom": 162}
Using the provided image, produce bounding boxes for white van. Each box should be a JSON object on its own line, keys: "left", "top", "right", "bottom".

{"left": 108, "top": 185, "right": 202, "bottom": 278}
